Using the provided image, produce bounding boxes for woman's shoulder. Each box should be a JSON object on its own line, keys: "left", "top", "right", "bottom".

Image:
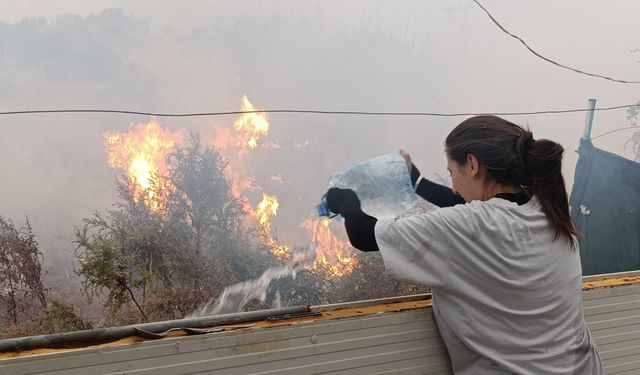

{"left": 428, "top": 196, "right": 543, "bottom": 227}
{"left": 442, "top": 196, "right": 541, "bottom": 214}
{"left": 432, "top": 198, "right": 505, "bottom": 217}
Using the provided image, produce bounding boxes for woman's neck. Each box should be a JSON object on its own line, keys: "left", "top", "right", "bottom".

{"left": 481, "top": 181, "right": 523, "bottom": 201}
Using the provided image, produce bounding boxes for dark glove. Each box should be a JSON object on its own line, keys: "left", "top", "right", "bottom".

{"left": 325, "top": 187, "right": 363, "bottom": 218}
{"left": 326, "top": 187, "right": 379, "bottom": 252}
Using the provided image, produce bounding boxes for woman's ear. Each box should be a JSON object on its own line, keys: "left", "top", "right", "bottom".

{"left": 466, "top": 154, "right": 481, "bottom": 178}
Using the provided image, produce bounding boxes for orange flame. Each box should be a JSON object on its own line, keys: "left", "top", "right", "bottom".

{"left": 301, "top": 218, "right": 358, "bottom": 277}
{"left": 245, "top": 193, "right": 290, "bottom": 258}
{"left": 234, "top": 95, "right": 269, "bottom": 151}
{"left": 213, "top": 95, "right": 291, "bottom": 258}
{"left": 255, "top": 194, "right": 279, "bottom": 228}
{"left": 209, "top": 95, "right": 356, "bottom": 274}
{"left": 104, "top": 120, "right": 182, "bottom": 212}
{"left": 255, "top": 195, "right": 290, "bottom": 257}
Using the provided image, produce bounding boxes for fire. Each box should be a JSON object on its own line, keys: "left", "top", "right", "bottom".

{"left": 244, "top": 192, "right": 290, "bottom": 258}
{"left": 255, "top": 194, "right": 279, "bottom": 227}
{"left": 234, "top": 95, "right": 270, "bottom": 150}
{"left": 100, "top": 95, "right": 357, "bottom": 277}
{"left": 302, "top": 218, "right": 358, "bottom": 277}
{"left": 211, "top": 94, "right": 357, "bottom": 275}
{"left": 104, "top": 120, "right": 182, "bottom": 212}
{"left": 232, "top": 192, "right": 291, "bottom": 259}
{"left": 215, "top": 96, "right": 291, "bottom": 258}
{"left": 254, "top": 194, "right": 290, "bottom": 257}
{"left": 222, "top": 95, "right": 356, "bottom": 272}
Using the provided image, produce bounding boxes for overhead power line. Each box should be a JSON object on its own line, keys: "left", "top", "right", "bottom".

{"left": 0, "top": 103, "right": 638, "bottom": 118}
{"left": 592, "top": 126, "right": 640, "bottom": 140}
{"left": 471, "top": 0, "right": 640, "bottom": 84}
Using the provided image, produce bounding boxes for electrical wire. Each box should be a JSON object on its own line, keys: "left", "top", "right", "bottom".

{"left": 1, "top": 2, "right": 637, "bottom": 118}
{"left": 0, "top": 103, "right": 638, "bottom": 118}
{"left": 471, "top": 0, "right": 640, "bottom": 84}
{"left": 592, "top": 126, "right": 640, "bottom": 140}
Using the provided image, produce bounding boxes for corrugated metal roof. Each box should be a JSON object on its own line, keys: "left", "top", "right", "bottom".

{"left": 0, "top": 272, "right": 638, "bottom": 375}
{"left": 583, "top": 273, "right": 640, "bottom": 374}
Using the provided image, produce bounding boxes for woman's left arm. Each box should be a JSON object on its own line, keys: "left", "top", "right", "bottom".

{"left": 327, "top": 187, "right": 455, "bottom": 288}
{"left": 325, "top": 188, "right": 379, "bottom": 252}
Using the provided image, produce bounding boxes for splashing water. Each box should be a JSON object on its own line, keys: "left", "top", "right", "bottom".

{"left": 189, "top": 247, "right": 316, "bottom": 317}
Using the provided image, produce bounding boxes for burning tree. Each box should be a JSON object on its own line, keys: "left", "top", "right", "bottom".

{"left": 0, "top": 217, "right": 47, "bottom": 326}
{"left": 75, "top": 133, "right": 275, "bottom": 322}
{"left": 104, "top": 120, "right": 182, "bottom": 212}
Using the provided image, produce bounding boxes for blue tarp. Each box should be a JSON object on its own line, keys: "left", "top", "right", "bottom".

{"left": 570, "top": 139, "right": 640, "bottom": 276}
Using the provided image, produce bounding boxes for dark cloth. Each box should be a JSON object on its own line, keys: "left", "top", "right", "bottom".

{"left": 569, "top": 139, "right": 640, "bottom": 275}
{"left": 496, "top": 190, "right": 531, "bottom": 206}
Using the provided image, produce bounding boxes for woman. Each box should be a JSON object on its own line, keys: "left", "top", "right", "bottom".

{"left": 326, "top": 115, "right": 604, "bottom": 374}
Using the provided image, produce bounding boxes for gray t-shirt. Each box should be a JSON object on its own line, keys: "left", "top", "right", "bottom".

{"left": 375, "top": 197, "right": 604, "bottom": 374}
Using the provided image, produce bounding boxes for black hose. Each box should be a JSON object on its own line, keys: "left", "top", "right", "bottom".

{"left": 0, "top": 305, "right": 309, "bottom": 353}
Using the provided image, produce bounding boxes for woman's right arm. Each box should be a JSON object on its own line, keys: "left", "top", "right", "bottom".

{"left": 410, "top": 163, "right": 465, "bottom": 207}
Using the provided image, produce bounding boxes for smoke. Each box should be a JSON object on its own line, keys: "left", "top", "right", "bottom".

{"left": 0, "top": 1, "right": 639, "bottom": 277}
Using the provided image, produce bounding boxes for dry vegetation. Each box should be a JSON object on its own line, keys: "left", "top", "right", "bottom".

{"left": 0, "top": 134, "right": 427, "bottom": 339}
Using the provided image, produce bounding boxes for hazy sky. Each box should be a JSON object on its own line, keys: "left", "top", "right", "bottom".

{"left": 0, "top": 0, "right": 638, "bottom": 267}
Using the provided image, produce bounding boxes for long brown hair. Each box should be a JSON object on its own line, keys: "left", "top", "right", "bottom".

{"left": 445, "top": 115, "right": 578, "bottom": 248}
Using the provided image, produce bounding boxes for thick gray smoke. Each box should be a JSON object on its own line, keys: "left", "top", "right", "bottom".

{"left": 0, "top": 1, "right": 638, "bottom": 283}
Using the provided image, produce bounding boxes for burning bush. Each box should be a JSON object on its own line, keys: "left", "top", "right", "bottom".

{"left": 75, "top": 134, "right": 276, "bottom": 323}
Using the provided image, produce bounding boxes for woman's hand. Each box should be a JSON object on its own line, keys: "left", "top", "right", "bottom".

{"left": 325, "top": 187, "right": 362, "bottom": 218}
{"left": 400, "top": 149, "right": 423, "bottom": 188}
{"left": 400, "top": 149, "right": 413, "bottom": 175}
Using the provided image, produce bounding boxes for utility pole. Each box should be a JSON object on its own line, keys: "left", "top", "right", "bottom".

{"left": 582, "top": 99, "right": 597, "bottom": 141}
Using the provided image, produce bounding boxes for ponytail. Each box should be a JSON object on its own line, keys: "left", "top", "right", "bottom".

{"left": 519, "top": 135, "right": 578, "bottom": 248}
{"left": 446, "top": 116, "right": 578, "bottom": 249}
